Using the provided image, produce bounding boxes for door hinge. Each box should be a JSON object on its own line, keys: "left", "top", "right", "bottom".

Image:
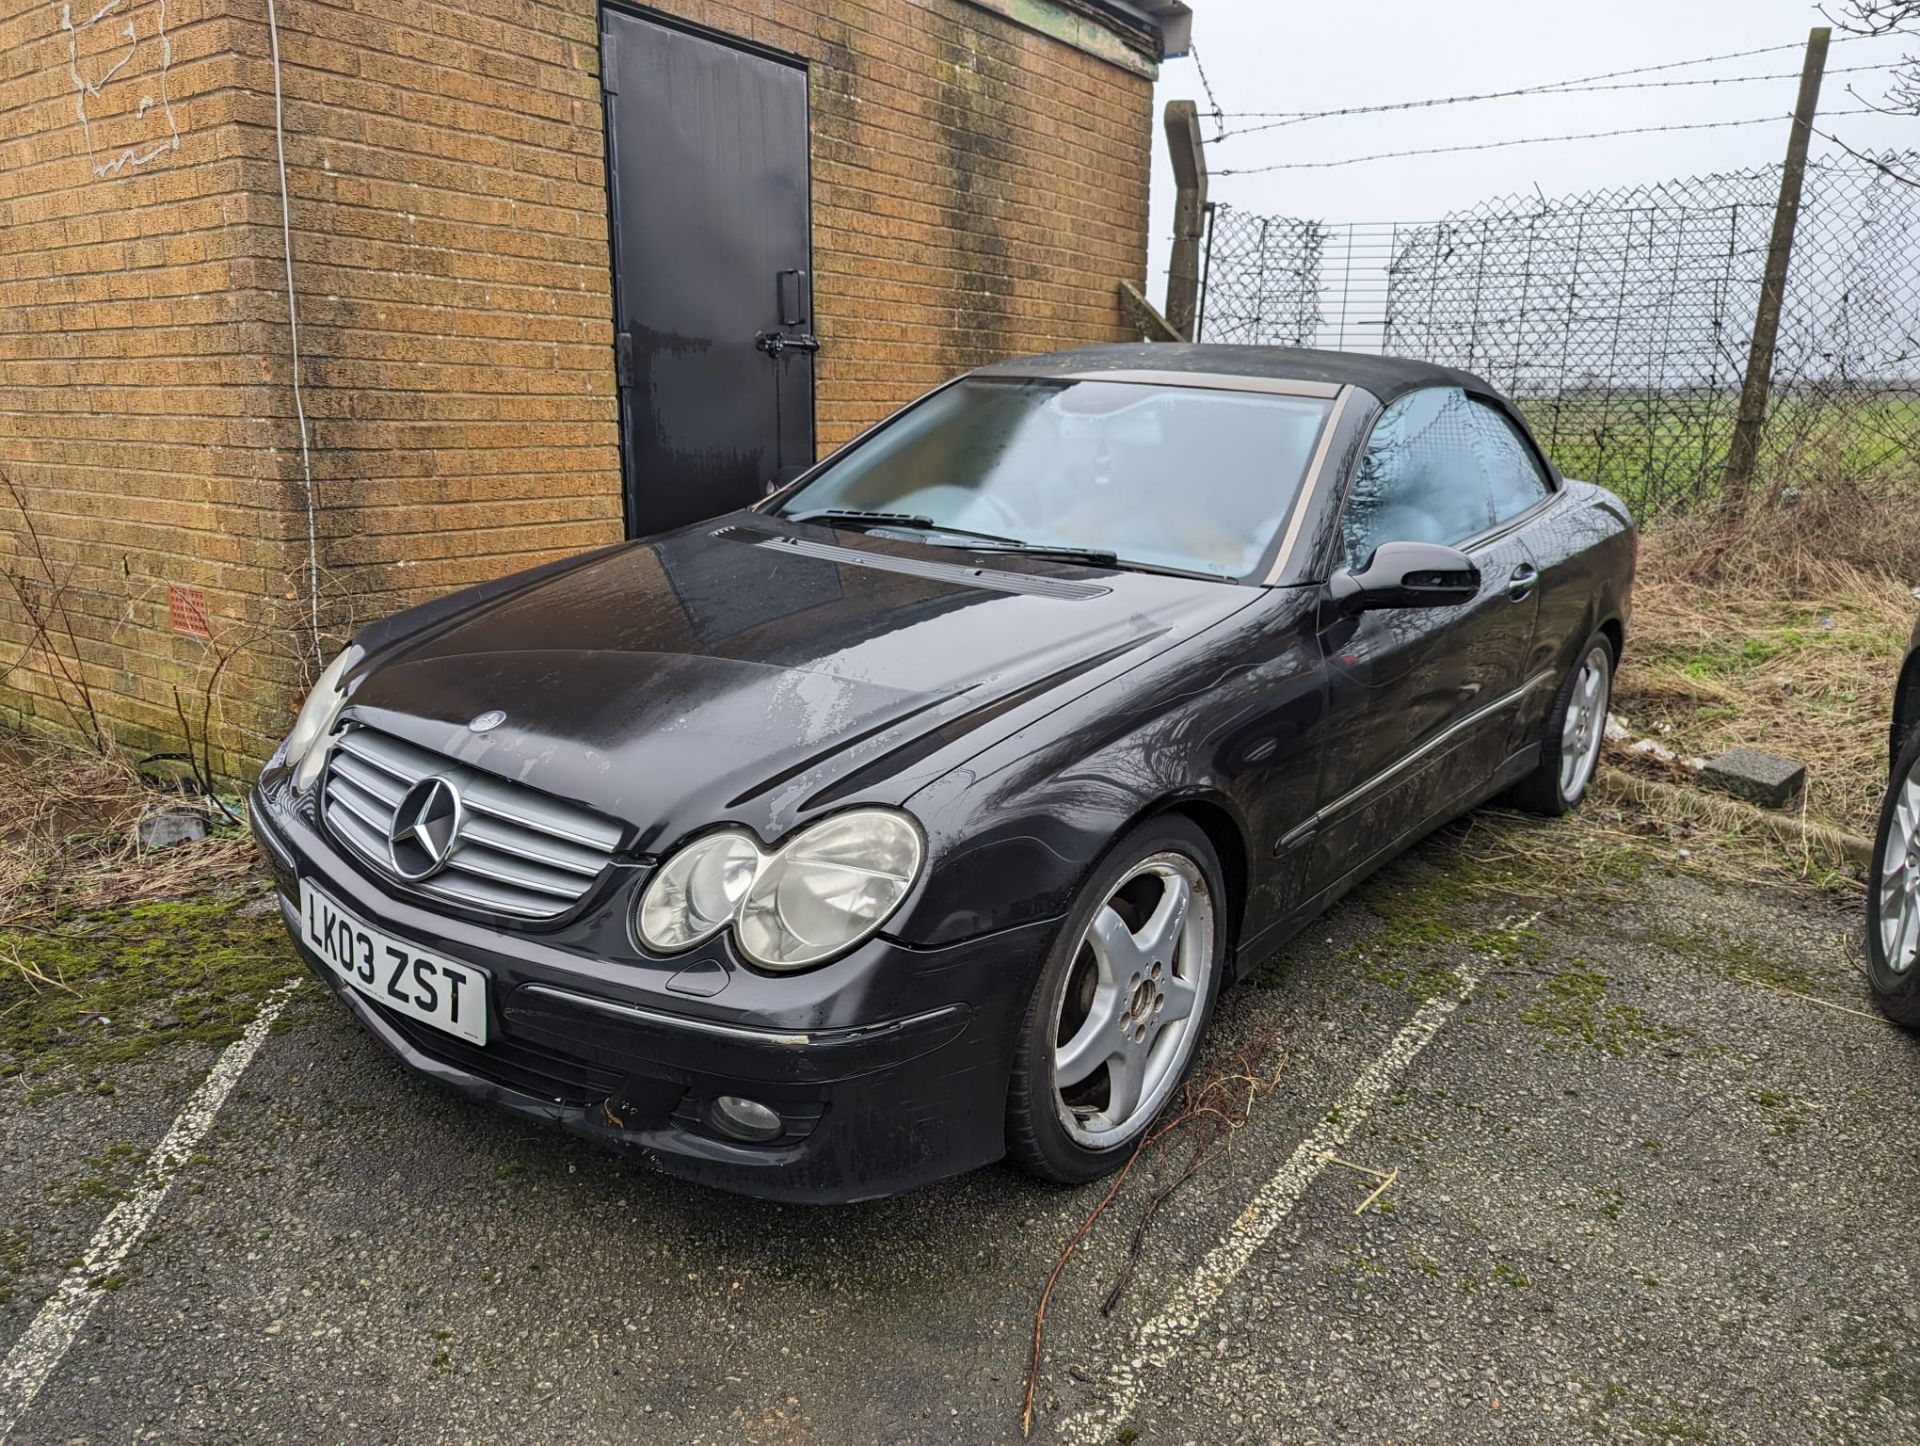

{"left": 614, "top": 331, "right": 634, "bottom": 388}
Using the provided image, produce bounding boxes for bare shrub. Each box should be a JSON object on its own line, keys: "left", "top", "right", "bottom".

{"left": 0, "top": 471, "right": 109, "bottom": 751}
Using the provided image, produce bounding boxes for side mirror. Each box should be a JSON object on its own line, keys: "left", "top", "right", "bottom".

{"left": 1326, "top": 541, "right": 1481, "bottom": 614}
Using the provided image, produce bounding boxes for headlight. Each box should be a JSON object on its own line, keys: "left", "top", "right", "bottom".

{"left": 635, "top": 829, "right": 762, "bottom": 952}
{"left": 282, "top": 646, "right": 361, "bottom": 793}
{"left": 634, "top": 809, "right": 924, "bottom": 970}
{"left": 736, "top": 810, "right": 923, "bottom": 970}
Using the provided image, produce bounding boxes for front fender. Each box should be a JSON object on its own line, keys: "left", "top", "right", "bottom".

{"left": 887, "top": 593, "right": 1318, "bottom": 951}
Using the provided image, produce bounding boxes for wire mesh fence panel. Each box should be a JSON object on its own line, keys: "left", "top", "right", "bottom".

{"left": 1196, "top": 155, "right": 1920, "bottom": 513}
{"left": 1197, "top": 208, "right": 1326, "bottom": 346}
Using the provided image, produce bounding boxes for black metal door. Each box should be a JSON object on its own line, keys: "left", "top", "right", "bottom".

{"left": 601, "top": 8, "right": 816, "bottom": 538}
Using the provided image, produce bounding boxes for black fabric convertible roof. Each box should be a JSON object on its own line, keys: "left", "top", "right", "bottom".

{"left": 977, "top": 343, "right": 1496, "bottom": 405}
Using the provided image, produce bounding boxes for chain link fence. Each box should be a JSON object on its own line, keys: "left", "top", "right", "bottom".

{"left": 1196, "top": 155, "right": 1920, "bottom": 512}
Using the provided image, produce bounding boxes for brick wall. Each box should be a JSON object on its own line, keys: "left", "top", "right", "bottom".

{"left": 0, "top": 0, "right": 1155, "bottom": 770}
{"left": 0, "top": 0, "right": 304, "bottom": 767}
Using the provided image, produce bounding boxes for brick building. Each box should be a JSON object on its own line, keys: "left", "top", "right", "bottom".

{"left": 0, "top": 0, "right": 1189, "bottom": 771}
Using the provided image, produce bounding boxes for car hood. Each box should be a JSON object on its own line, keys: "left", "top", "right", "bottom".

{"left": 342, "top": 516, "right": 1257, "bottom": 850}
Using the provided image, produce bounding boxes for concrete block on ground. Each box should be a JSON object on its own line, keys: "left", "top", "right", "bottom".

{"left": 1698, "top": 748, "right": 1806, "bottom": 809}
{"left": 138, "top": 810, "right": 209, "bottom": 851}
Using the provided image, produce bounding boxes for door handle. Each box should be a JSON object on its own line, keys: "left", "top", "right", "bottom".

{"left": 1507, "top": 564, "right": 1540, "bottom": 602}
{"left": 777, "top": 268, "right": 809, "bottom": 327}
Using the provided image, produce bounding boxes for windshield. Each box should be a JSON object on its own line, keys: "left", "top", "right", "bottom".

{"left": 773, "top": 378, "right": 1335, "bottom": 579}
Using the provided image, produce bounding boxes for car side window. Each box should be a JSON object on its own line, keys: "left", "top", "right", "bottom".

{"left": 1340, "top": 387, "right": 1494, "bottom": 571}
{"left": 1467, "top": 400, "right": 1554, "bottom": 525}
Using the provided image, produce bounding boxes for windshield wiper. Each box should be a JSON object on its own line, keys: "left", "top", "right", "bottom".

{"left": 959, "top": 541, "right": 1120, "bottom": 567}
{"left": 784, "top": 511, "right": 1100, "bottom": 558}
{"left": 784, "top": 510, "right": 1219, "bottom": 578}
{"left": 785, "top": 508, "right": 937, "bottom": 530}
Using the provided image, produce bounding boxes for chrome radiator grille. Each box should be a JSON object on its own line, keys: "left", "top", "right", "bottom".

{"left": 321, "top": 727, "right": 624, "bottom": 920}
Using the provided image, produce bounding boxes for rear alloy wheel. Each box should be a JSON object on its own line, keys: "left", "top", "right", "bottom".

{"left": 1867, "top": 726, "right": 1920, "bottom": 1028}
{"left": 1508, "top": 633, "right": 1613, "bottom": 816}
{"left": 1007, "top": 819, "right": 1225, "bottom": 1183}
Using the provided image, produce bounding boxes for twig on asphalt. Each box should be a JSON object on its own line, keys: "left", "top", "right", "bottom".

{"left": 1729, "top": 970, "right": 1891, "bottom": 1023}
{"left": 1321, "top": 1154, "right": 1401, "bottom": 1214}
{"left": 1098, "top": 1060, "right": 1271, "bottom": 1316}
{"left": 1020, "top": 1027, "right": 1284, "bottom": 1437}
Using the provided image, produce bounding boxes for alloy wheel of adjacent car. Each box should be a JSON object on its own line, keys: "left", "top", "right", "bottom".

{"left": 1007, "top": 818, "right": 1226, "bottom": 1184}
{"left": 1867, "top": 726, "right": 1920, "bottom": 1027}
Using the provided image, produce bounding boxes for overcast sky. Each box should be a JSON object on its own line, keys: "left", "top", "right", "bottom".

{"left": 1145, "top": 0, "right": 1919, "bottom": 302}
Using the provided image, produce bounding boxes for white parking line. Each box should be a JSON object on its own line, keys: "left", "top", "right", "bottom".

{"left": 0, "top": 979, "right": 301, "bottom": 1442}
{"left": 1056, "top": 967, "right": 1480, "bottom": 1445}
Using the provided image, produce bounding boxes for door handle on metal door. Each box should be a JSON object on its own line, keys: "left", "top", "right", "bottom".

{"left": 1507, "top": 564, "right": 1539, "bottom": 602}
{"left": 777, "top": 268, "right": 809, "bottom": 327}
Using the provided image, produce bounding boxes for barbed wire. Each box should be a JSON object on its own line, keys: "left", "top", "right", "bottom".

{"left": 1214, "top": 63, "right": 1903, "bottom": 140}
{"left": 1188, "top": 42, "right": 1227, "bottom": 142}
{"left": 1213, "top": 108, "right": 1886, "bottom": 175}
{"left": 1201, "top": 31, "right": 1890, "bottom": 131}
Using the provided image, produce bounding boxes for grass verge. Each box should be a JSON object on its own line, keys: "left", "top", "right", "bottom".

{"left": 1614, "top": 492, "right": 1918, "bottom": 834}
{"left": 0, "top": 728, "right": 293, "bottom": 1087}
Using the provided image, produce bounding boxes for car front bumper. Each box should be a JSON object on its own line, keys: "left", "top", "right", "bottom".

{"left": 251, "top": 783, "right": 1056, "bottom": 1204}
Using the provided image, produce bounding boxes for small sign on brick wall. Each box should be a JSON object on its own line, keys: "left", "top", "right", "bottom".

{"left": 167, "top": 583, "right": 211, "bottom": 639}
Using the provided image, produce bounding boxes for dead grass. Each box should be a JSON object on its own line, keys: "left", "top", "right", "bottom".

{"left": 1615, "top": 489, "right": 1919, "bottom": 834}
{"left": 0, "top": 728, "right": 257, "bottom": 933}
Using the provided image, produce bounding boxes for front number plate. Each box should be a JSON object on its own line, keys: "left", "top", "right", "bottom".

{"left": 299, "top": 879, "right": 488, "bottom": 1045}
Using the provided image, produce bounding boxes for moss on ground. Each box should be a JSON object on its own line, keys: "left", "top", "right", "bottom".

{"left": 1823, "top": 1313, "right": 1920, "bottom": 1414}
{"left": 1639, "top": 921, "right": 1838, "bottom": 998}
{"left": 1518, "top": 960, "right": 1687, "bottom": 1055}
{"left": 1276, "top": 812, "right": 1651, "bottom": 1001}
{"left": 62, "top": 1140, "right": 141, "bottom": 1208}
{"left": 0, "top": 887, "right": 298, "bottom": 1086}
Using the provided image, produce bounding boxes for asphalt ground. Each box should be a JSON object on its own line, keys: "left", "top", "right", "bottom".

{"left": 2, "top": 811, "right": 1915, "bottom": 1445}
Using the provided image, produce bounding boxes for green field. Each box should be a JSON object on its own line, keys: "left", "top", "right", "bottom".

{"left": 1515, "top": 392, "right": 1920, "bottom": 513}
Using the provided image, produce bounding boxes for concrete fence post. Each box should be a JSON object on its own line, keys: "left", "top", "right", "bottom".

{"left": 1163, "top": 100, "right": 1208, "bottom": 342}
{"left": 1721, "top": 26, "right": 1829, "bottom": 506}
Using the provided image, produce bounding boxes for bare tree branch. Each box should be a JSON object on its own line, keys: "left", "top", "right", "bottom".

{"left": 1824, "top": 2, "right": 1920, "bottom": 113}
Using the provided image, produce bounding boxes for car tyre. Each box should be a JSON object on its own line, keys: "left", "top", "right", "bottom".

{"left": 1507, "top": 631, "right": 1614, "bottom": 817}
{"left": 1006, "top": 816, "right": 1227, "bottom": 1185}
{"left": 1867, "top": 724, "right": 1920, "bottom": 1028}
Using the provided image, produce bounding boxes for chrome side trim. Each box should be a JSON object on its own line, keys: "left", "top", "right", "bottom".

{"left": 1263, "top": 385, "right": 1355, "bottom": 585}
{"left": 519, "top": 984, "right": 966, "bottom": 1050}
{"left": 1303, "top": 671, "right": 1556, "bottom": 833}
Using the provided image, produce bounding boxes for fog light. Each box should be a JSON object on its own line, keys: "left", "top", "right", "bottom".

{"left": 708, "top": 1094, "right": 784, "bottom": 1143}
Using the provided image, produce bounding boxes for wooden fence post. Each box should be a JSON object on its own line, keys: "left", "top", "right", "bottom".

{"left": 1721, "top": 25, "right": 1829, "bottom": 505}
{"left": 1163, "top": 100, "right": 1208, "bottom": 343}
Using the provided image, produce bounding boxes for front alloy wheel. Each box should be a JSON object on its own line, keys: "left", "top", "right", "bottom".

{"left": 1868, "top": 725, "right": 1920, "bottom": 1027}
{"left": 1053, "top": 852, "right": 1213, "bottom": 1150}
{"left": 1008, "top": 818, "right": 1225, "bottom": 1183}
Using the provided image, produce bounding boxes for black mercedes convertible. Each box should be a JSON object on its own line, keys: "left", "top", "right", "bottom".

{"left": 250, "top": 344, "right": 1636, "bottom": 1202}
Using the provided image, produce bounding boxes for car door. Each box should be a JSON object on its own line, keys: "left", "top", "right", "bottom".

{"left": 1305, "top": 387, "right": 1545, "bottom": 895}
{"left": 1463, "top": 396, "right": 1564, "bottom": 754}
